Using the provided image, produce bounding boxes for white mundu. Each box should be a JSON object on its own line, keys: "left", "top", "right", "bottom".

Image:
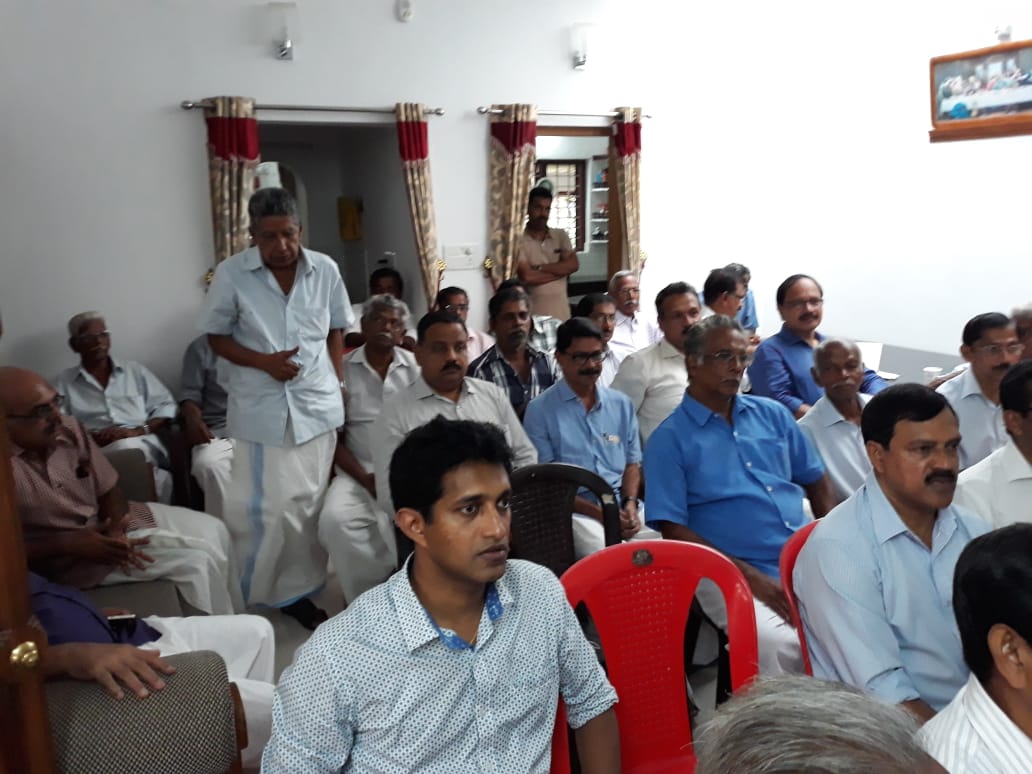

{"left": 611, "top": 338, "right": 688, "bottom": 445}
{"left": 954, "top": 439, "right": 1032, "bottom": 528}
{"left": 319, "top": 345, "right": 417, "bottom": 603}
{"left": 797, "top": 394, "right": 872, "bottom": 502}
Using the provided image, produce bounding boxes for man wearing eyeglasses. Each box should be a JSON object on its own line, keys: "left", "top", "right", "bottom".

{"left": 644, "top": 315, "right": 837, "bottom": 675}
{"left": 608, "top": 271, "right": 661, "bottom": 364}
{"left": 53, "top": 312, "right": 178, "bottom": 503}
{"left": 749, "top": 274, "right": 887, "bottom": 418}
{"left": 700, "top": 268, "right": 747, "bottom": 320}
{"left": 435, "top": 286, "right": 494, "bottom": 360}
{"left": 525, "top": 317, "right": 656, "bottom": 558}
{"left": 937, "top": 312, "right": 1024, "bottom": 470}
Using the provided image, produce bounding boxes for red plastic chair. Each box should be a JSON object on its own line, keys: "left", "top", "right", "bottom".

{"left": 778, "top": 520, "right": 819, "bottom": 676}
{"left": 551, "top": 541, "right": 759, "bottom": 774}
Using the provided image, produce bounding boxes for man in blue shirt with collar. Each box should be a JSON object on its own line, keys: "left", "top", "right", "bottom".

{"left": 749, "top": 274, "right": 887, "bottom": 418}
{"left": 794, "top": 384, "right": 990, "bottom": 722}
{"left": 644, "top": 315, "right": 837, "bottom": 675}
{"left": 264, "top": 417, "right": 620, "bottom": 773}
{"left": 200, "top": 187, "right": 353, "bottom": 629}
{"left": 525, "top": 317, "right": 650, "bottom": 558}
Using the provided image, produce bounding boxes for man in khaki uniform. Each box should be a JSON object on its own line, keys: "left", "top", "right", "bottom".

{"left": 515, "top": 186, "right": 579, "bottom": 321}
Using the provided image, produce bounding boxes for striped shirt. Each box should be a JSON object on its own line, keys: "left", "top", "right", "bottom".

{"left": 529, "top": 315, "right": 561, "bottom": 354}
{"left": 468, "top": 344, "right": 559, "bottom": 417}
{"left": 920, "top": 673, "right": 1032, "bottom": 773}
{"left": 12, "top": 415, "right": 155, "bottom": 588}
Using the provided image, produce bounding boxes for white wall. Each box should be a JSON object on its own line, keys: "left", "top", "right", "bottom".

{"left": 2, "top": 0, "right": 1031, "bottom": 391}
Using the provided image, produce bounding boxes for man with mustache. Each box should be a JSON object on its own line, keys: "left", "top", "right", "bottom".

{"left": 54, "top": 311, "right": 177, "bottom": 503}
{"left": 1, "top": 367, "right": 241, "bottom": 615}
{"left": 371, "top": 311, "right": 537, "bottom": 535}
{"left": 794, "top": 384, "right": 991, "bottom": 722}
{"left": 612, "top": 282, "right": 702, "bottom": 445}
{"left": 344, "top": 267, "right": 417, "bottom": 351}
{"left": 515, "top": 186, "right": 579, "bottom": 321}
{"left": 435, "top": 285, "right": 493, "bottom": 360}
{"left": 937, "top": 312, "right": 1023, "bottom": 470}
{"left": 608, "top": 270, "right": 661, "bottom": 363}
{"left": 749, "top": 274, "right": 887, "bottom": 418}
{"left": 573, "top": 292, "right": 621, "bottom": 387}
{"left": 319, "top": 295, "right": 417, "bottom": 603}
{"left": 263, "top": 418, "right": 619, "bottom": 773}
{"left": 797, "top": 338, "right": 873, "bottom": 501}
{"left": 496, "top": 278, "right": 562, "bottom": 354}
{"left": 468, "top": 287, "right": 559, "bottom": 419}
{"left": 525, "top": 317, "right": 654, "bottom": 558}
{"left": 645, "top": 315, "right": 835, "bottom": 676}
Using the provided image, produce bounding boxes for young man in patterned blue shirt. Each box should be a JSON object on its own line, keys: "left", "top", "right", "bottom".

{"left": 263, "top": 417, "right": 619, "bottom": 773}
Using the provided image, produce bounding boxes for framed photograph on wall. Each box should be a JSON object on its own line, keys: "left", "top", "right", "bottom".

{"left": 930, "top": 39, "right": 1032, "bottom": 142}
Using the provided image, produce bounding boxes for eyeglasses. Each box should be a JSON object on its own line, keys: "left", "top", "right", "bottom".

{"left": 783, "top": 298, "right": 823, "bottom": 311}
{"left": 973, "top": 342, "right": 1024, "bottom": 357}
{"left": 443, "top": 304, "right": 469, "bottom": 313}
{"left": 73, "top": 330, "right": 110, "bottom": 345}
{"left": 614, "top": 287, "right": 640, "bottom": 297}
{"left": 703, "top": 351, "right": 753, "bottom": 368}
{"left": 568, "top": 350, "right": 606, "bottom": 364}
{"left": 7, "top": 394, "right": 64, "bottom": 421}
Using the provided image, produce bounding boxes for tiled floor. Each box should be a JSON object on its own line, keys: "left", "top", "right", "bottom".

{"left": 261, "top": 575, "right": 347, "bottom": 679}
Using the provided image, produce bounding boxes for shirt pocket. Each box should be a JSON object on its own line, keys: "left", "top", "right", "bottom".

{"left": 106, "top": 394, "right": 146, "bottom": 423}
{"left": 737, "top": 435, "right": 791, "bottom": 479}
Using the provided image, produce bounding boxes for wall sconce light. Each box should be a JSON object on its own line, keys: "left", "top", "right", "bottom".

{"left": 267, "top": 1, "right": 299, "bottom": 61}
{"left": 570, "top": 23, "right": 593, "bottom": 71}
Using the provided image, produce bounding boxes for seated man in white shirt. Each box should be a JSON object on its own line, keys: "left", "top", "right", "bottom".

{"left": 55, "top": 312, "right": 177, "bottom": 503}
{"left": 608, "top": 271, "right": 660, "bottom": 363}
{"left": 920, "top": 523, "right": 1032, "bottom": 771}
{"left": 937, "top": 313, "right": 1023, "bottom": 469}
{"left": 435, "top": 285, "right": 493, "bottom": 360}
{"left": 319, "top": 295, "right": 418, "bottom": 603}
{"left": 344, "top": 267, "right": 416, "bottom": 350}
{"left": 611, "top": 282, "right": 701, "bottom": 445}
{"left": 797, "top": 338, "right": 873, "bottom": 502}
{"left": 954, "top": 359, "right": 1032, "bottom": 528}
{"left": 573, "top": 293, "right": 621, "bottom": 387}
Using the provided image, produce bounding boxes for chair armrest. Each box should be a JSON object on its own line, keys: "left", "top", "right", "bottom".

{"left": 46, "top": 650, "right": 241, "bottom": 774}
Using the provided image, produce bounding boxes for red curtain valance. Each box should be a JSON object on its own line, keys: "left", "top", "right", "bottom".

{"left": 613, "top": 119, "right": 642, "bottom": 157}
{"left": 397, "top": 116, "right": 429, "bottom": 162}
{"left": 490, "top": 118, "right": 537, "bottom": 153}
{"left": 205, "top": 112, "right": 259, "bottom": 162}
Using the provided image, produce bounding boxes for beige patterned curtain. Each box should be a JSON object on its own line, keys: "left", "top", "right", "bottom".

{"left": 485, "top": 104, "right": 537, "bottom": 287}
{"left": 204, "top": 97, "right": 260, "bottom": 273}
{"left": 395, "top": 103, "right": 442, "bottom": 306}
{"left": 612, "top": 107, "right": 644, "bottom": 274}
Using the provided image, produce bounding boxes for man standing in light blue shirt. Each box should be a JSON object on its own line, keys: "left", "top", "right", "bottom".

{"left": 525, "top": 317, "right": 650, "bottom": 558}
{"left": 199, "top": 187, "right": 353, "bottom": 629}
{"left": 263, "top": 418, "right": 620, "bottom": 774}
{"left": 749, "top": 274, "right": 887, "bottom": 418}
{"left": 644, "top": 315, "right": 837, "bottom": 675}
{"left": 55, "top": 311, "right": 178, "bottom": 503}
{"left": 794, "top": 384, "right": 990, "bottom": 722}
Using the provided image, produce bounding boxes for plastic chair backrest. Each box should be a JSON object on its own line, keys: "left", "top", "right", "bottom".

{"left": 509, "top": 463, "right": 621, "bottom": 577}
{"left": 778, "top": 520, "right": 819, "bottom": 676}
{"left": 555, "top": 541, "right": 759, "bottom": 773}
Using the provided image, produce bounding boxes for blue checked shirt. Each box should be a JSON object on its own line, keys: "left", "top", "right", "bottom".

{"left": 468, "top": 344, "right": 560, "bottom": 417}
{"left": 262, "top": 559, "right": 617, "bottom": 773}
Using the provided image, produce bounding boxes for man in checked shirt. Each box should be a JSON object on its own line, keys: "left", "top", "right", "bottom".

{"left": 1, "top": 367, "right": 241, "bottom": 614}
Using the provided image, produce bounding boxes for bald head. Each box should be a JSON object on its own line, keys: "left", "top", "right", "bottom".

{"left": 0, "top": 367, "right": 63, "bottom": 451}
{"left": 813, "top": 338, "right": 861, "bottom": 370}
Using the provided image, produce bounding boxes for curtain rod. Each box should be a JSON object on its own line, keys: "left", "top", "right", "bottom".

{"left": 180, "top": 100, "right": 445, "bottom": 116}
{"left": 476, "top": 107, "right": 651, "bottom": 119}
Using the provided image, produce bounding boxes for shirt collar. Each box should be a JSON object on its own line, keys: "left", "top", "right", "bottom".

{"left": 813, "top": 393, "right": 870, "bottom": 428}
{"left": 957, "top": 366, "right": 989, "bottom": 400}
{"left": 557, "top": 379, "right": 601, "bottom": 408}
{"left": 413, "top": 375, "right": 477, "bottom": 401}
{"left": 389, "top": 556, "right": 510, "bottom": 653}
{"left": 350, "top": 344, "right": 410, "bottom": 369}
{"left": 615, "top": 310, "right": 638, "bottom": 326}
{"left": 776, "top": 323, "right": 825, "bottom": 347}
{"left": 863, "top": 473, "right": 958, "bottom": 547}
{"left": 999, "top": 438, "right": 1032, "bottom": 482}
{"left": 481, "top": 342, "right": 546, "bottom": 363}
{"left": 74, "top": 358, "right": 124, "bottom": 386}
{"left": 240, "top": 246, "right": 314, "bottom": 275}
{"left": 680, "top": 392, "right": 747, "bottom": 427}
{"left": 960, "top": 672, "right": 1032, "bottom": 760}
{"left": 657, "top": 338, "right": 683, "bottom": 359}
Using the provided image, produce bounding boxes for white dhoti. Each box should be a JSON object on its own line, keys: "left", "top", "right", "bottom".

{"left": 142, "top": 614, "right": 275, "bottom": 772}
{"left": 318, "top": 467, "right": 397, "bottom": 604}
{"left": 572, "top": 509, "right": 663, "bottom": 560}
{"left": 104, "top": 435, "right": 173, "bottom": 504}
{"left": 191, "top": 438, "right": 235, "bottom": 519}
{"left": 100, "top": 503, "right": 243, "bottom": 614}
{"left": 224, "top": 430, "right": 335, "bottom": 608}
{"left": 694, "top": 578, "right": 803, "bottom": 676}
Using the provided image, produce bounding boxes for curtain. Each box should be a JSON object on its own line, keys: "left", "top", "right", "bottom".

{"left": 612, "top": 107, "right": 644, "bottom": 275}
{"left": 205, "top": 97, "right": 260, "bottom": 275}
{"left": 396, "top": 103, "right": 443, "bottom": 307}
{"left": 486, "top": 104, "right": 537, "bottom": 287}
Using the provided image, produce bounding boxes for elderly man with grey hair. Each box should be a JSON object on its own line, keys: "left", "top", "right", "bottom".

{"left": 318, "top": 294, "right": 417, "bottom": 603}
{"left": 797, "top": 337, "right": 873, "bottom": 502}
{"left": 695, "top": 676, "right": 946, "bottom": 774}
{"left": 1014, "top": 302, "right": 1032, "bottom": 356}
{"left": 644, "top": 314, "right": 836, "bottom": 675}
{"left": 608, "top": 270, "right": 661, "bottom": 364}
{"left": 200, "top": 187, "right": 353, "bottom": 629}
{"left": 54, "top": 311, "right": 177, "bottom": 503}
